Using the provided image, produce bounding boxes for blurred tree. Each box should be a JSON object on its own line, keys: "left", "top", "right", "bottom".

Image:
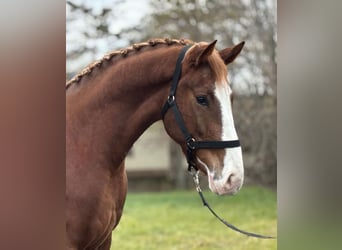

{"left": 66, "top": 0, "right": 145, "bottom": 76}
{"left": 67, "top": 1, "right": 114, "bottom": 74}
{"left": 141, "top": 0, "right": 277, "bottom": 95}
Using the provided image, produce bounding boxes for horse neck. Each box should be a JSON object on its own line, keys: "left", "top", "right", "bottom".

{"left": 67, "top": 46, "right": 182, "bottom": 166}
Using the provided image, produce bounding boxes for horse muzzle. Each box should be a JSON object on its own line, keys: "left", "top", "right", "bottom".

{"left": 207, "top": 171, "right": 244, "bottom": 195}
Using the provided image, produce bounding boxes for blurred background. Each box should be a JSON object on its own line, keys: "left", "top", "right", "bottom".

{"left": 66, "top": 0, "right": 277, "bottom": 192}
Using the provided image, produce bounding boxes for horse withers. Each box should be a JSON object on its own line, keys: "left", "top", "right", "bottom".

{"left": 66, "top": 38, "right": 244, "bottom": 249}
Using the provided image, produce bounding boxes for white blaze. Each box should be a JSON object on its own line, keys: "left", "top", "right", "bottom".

{"left": 206, "top": 81, "right": 244, "bottom": 195}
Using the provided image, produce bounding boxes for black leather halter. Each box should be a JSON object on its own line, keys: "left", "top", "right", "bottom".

{"left": 161, "top": 45, "right": 241, "bottom": 172}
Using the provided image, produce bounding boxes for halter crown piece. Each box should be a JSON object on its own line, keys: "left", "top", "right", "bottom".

{"left": 161, "top": 45, "right": 275, "bottom": 239}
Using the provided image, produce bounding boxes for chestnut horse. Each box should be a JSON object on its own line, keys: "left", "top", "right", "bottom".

{"left": 66, "top": 38, "right": 245, "bottom": 249}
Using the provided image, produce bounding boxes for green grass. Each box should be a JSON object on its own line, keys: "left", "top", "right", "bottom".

{"left": 111, "top": 186, "right": 277, "bottom": 250}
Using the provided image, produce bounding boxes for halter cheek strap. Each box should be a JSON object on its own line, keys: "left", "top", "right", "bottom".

{"left": 161, "top": 45, "right": 240, "bottom": 172}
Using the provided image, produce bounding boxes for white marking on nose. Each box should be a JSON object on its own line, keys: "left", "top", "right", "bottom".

{"left": 213, "top": 81, "right": 244, "bottom": 194}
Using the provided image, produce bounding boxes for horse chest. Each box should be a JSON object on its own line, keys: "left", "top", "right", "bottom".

{"left": 66, "top": 163, "right": 127, "bottom": 249}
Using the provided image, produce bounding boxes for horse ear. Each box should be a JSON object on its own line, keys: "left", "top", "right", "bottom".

{"left": 193, "top": 40, "right": 217, "bottom": 66}
{"left": 219, "top": 41, "right": 245, "bottom": 65}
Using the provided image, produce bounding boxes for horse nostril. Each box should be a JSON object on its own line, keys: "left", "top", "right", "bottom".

{"left": 227, "top": 173, "right": 235, "bottom": 185}
{"left": 225, "top": 173, "right": 243, "bottom": 194}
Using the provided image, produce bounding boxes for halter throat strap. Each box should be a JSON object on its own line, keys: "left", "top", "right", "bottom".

{"left": 161, "top": 45, "right": 240, "bottom": 172}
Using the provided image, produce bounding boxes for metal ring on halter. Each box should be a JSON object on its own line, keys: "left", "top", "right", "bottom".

{"left": 186, "top": 137, "right": 196, "bottom": 150}
{"left": 167, "top": 95, "right": 175, "bottom": 105}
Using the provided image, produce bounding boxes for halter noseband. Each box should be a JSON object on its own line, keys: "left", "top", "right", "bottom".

{"left": 161, "top": 45, "right": 241, "bottom": 172}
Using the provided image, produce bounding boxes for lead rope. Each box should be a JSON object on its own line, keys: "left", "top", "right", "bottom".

{"left": 189, "top": 168, "right": 276, "bottom": 239}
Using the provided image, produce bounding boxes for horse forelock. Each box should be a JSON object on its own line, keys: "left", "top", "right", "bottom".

{"left": 207, "top": 50, "right": 228, "bottom": 84}
{"left": 66, "top": 38, "right": 195, "bottom": 90}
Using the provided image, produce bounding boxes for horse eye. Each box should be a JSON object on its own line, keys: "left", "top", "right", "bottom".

{"left": 196, "top": 96, "right": 209, "bottom": 106}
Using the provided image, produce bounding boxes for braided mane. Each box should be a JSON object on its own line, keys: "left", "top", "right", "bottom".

{"left": 66, "top": 38, "right": 195, "bottom": 89}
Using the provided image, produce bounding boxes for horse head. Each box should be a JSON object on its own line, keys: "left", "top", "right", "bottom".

{"left": 162, "top": 40, "right": 245, "bottom": 195}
